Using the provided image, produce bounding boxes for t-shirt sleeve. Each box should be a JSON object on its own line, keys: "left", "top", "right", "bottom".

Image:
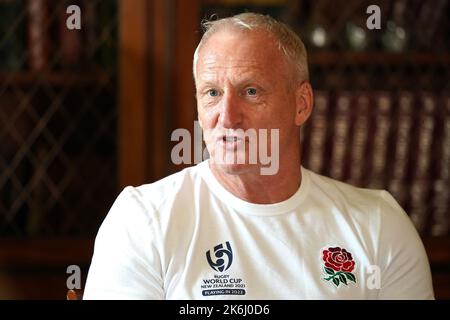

{"left": 376, "top": 190, "right": 434, "bottom": 300}
{"left": 83, "top": 186, "right": 164, "bottom": 300}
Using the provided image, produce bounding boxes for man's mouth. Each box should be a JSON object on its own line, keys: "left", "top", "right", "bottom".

{"left": 223, "top": 136, "right": 239, "bottom": 142}
{"left": 217, "top": 135, "right": 244, "bottom": 147}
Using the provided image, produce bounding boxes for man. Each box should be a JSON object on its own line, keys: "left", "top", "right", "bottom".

{"left": 84, "top": 13, "right": 434, "bottom": 299}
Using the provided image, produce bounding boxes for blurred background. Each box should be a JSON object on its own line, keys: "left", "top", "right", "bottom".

{"left": 0, "top": 0, "right": 449, "bottom": 299}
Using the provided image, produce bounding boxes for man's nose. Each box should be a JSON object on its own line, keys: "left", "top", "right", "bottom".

{"left": 218, "top": 91, "right": 243, "bottom": 129}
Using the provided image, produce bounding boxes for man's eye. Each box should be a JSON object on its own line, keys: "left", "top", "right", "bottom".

{"left": 246, "top": 88, "right": 257, "bottom": 96}
{"left": 207, "top": 89, "right": 218, "bottom": 97}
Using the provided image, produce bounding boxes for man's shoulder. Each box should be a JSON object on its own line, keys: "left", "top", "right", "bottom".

{"left": 305, "top": 168, "right": 414, "bottom": 236}
{"left": 121, "top": 162, "right": 205, "bottom": 211}
{"left": 305, "top": 168, "right": 385, "bottom": 204}
{"left": 304, "top": 168, "right": 409, "bottom": 220}
{"left": 137, "top": 164, "right": 199, "bottom": 190}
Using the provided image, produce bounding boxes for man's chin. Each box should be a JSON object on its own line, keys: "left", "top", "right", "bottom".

{"left": 211, "top": 160, "right": 258, "bottom": 175}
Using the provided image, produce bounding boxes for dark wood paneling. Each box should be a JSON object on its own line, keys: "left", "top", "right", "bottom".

{"left": 119, "top": 0, "right": 201, "bottom": 185}
{"left": 0, "top": 237, "right": 93, "bottom": 299}
{"left": 172, "top": 1, "right": 200, "bottom": 132}
{"left": 148, "top": 0, "right": 171, "bottom": 181}
{"left": 0, "top": 237, "right": 93, "bottom": 268}
{"left": 424, "top": 237, "right": 450, "bottom": 299}
{"left": 119, "top": 0, "right": 150, "bottom": 188}
{"left": 424, "top": 237, "right": 450, "bottom": 265}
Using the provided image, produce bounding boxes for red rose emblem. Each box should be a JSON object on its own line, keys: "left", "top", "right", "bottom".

{"left": 321, "top": 247, "right": 357, "bottom": 287}
{"left": 322, "top": 247, "right": 355, "bottom": 272}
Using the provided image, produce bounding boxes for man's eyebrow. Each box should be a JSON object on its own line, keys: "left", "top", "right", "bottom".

{"left": 196, "top": 82, "right": 224, "bottom": 95}
{"left": 196, "top": 75, "right": 269, "bottom": 92}
{"left": 196, "top": 81, "right": 217, "bottom": 90}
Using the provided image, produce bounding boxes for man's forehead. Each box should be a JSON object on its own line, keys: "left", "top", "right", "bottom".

{"left": 197, "top": 53, "right": 269, "bottom": 81}
{"left": 199, "top": 28, "right": 279, "bottom": 59}
{"left": 197, "top": 34, "right": 282, "bottom": 70}
{"left": 197, "top": 65, "right": 264, "bottom": 83}
{"left": 195, "top": 28, "right": 293, "bottom": 85}
{"left": 200, "top": 55, "right": 261, "bottom": 70}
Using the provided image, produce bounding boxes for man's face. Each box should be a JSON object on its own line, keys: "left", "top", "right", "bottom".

{"left": 195, "top": 29, "right": 301, "bottom": 175}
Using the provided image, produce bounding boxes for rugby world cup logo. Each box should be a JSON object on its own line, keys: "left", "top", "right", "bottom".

{"left": 206, "top": 241, "right": 233, "bottom": 272}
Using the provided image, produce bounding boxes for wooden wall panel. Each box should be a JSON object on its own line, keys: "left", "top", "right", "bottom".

{"left": 119, "top": 0, "right": 150, "bottom": 188}
{"left": 0, "top": 237, "right": 93, "bottom": 299}
{"left": 119, "top": 0, "right": 200, "bottom": 186}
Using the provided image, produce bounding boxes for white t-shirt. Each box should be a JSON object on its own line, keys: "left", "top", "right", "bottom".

{"left": 83, "top": 160, "right": 434, "bottom": 300}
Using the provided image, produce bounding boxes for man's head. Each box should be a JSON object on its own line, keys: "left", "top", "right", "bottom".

{"left": 193, "top": 13, "right": 309, "bottom": 83}
{"left": 194, "top": 13, "right": 313, "bottom": 175}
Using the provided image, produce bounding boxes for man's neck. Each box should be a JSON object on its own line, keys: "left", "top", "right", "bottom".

{"left": 209, "top": 155, "right": 302, "bottom": 204}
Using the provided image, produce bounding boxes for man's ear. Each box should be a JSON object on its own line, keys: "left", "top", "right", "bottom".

{"left": 295, "top": 81, "right": 314, "bottom": 126}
